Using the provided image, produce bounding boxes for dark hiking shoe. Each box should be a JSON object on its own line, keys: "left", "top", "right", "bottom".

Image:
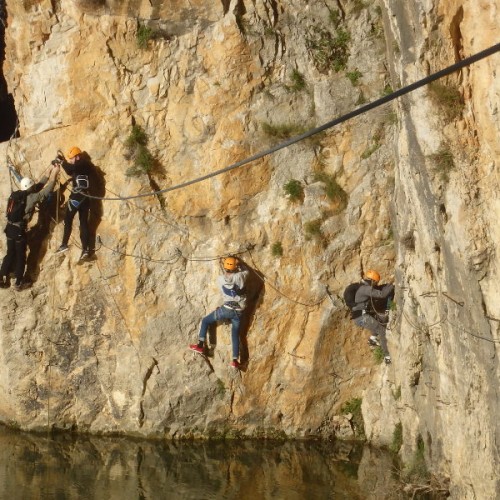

{"left": 0, "top": 277, "right": 8, "bottom": 288}
{"left": 384, "top": 356, "right": 392, "bottom": 365}
{"left": 368, "top": 335, "right": 380, "bottom": 347}
{"left": 56, "top": 244, "right": 69, "bottom": 254}
{"left": 14, "top": 280, "right": 32, "bottom": 291}
{"left": 79, "top": 250, "right": 90, "bottom": 261}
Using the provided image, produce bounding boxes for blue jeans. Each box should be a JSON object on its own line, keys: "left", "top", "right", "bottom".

{"left": 199, "top": 306, "right": 241, "bottom": 359}
{"left": 354, "top": 314, "right": 389, "bottom": 356}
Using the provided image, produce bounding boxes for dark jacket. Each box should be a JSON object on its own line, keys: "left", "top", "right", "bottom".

{"left": 352, "top": 281, "right": 394, "bottom": 319}
{"left": 62, "top": 159, "right": 91, "bottom": 203}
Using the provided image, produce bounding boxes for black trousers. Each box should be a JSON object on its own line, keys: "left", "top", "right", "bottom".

{"left": 62, "top": 198, "right": 90, "bottom": 250}
{"left": 0, "top": 225, "right": 27, "bottom": 285}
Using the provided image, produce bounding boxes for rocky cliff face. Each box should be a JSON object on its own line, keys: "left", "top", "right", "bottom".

{"left": 0, "top": 1, "right": 498, "bottom": 498}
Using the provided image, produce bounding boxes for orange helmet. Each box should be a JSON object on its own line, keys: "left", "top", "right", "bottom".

{"left": 223, "top": 257, "right": 238, "bottom": 272}
{"left": 364, "top": 269, "right": 380, "bottom": 283}
{"left": 67, "top": 146, "right": 82, "bottom": 159}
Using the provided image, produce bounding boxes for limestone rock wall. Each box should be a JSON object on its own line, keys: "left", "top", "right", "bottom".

{"left": 0, "top": 0, "right": 498, "bottom": 498}
{"left": 362, "top": 1, "right": 500, "bottom": 499}
{"left": 0, "top": 0, "right": 394, "bottom": 435}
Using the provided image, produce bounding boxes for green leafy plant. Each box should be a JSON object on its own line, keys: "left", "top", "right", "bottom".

{"left": 262, "top": 122, "right": 306, "bottom": 140}
{"left": 215, "top": 379, "right": 226, "bottom": 397}
{"left": 373, "top": 346, "right": 385, "bottom": 364}
{"left": 403, "top": 435, "right": 430, "bottom": 483}
{"left": 346, "top": 69, "right": 362, "bottom": 86}
{"left": 361, "top": 126, "right": 384, "bottom": 159}
{"left": 391, "top": 422, "right": 403, "bottom": 453}
{"left": 137, "top": 25, "right": 154, "bottom": 49}
{"left": 389, "top": 422, "right": 403, "bottom": 453}
{"left": 304, "top": 218, "right": 323, "bottom": 241}
{"left": 361, "top": 143, "right": 381, "bottom": 159}
{"left": 271, "top": 242, "right": 284, "bottom": 257}
{"left": 314, "top": 172, "right": 348, "bottom": 212}
{"left": 125, "top": 124, "right": 156, "bottom": 177}
{"left": 352, "top": 0, "right": 368, "bottom": 14}
{"left": 430, "top": 147, "right": 455, "bottom": 183}
{"left": 340, "top": 398, "right": 365, "bottom": 439}
{"left": 382, "top": 84, "right": 394, "bottom": 96}
{"left": 329, "top": 9, "right": 340, "bottom": 27}
{"left": 288, "top": 69, "right": 306, "bottom": 92}
{"left": 428, "top": 82, "right": 464, "bottom": 121}
{"left": 306, "top": 26, "right": 351, "bottom": 73}
{"left": 283, "top": 179, "right": 304, "bottom": 202}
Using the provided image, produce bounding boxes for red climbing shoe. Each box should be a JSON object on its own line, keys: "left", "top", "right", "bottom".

{"left": 229, "top": 360, "right": 240, "bottom": 369}
{"left": 189, "top": 344, "right": 204, "bottom": 354}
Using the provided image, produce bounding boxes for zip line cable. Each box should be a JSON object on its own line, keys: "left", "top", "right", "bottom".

{"left": 81, "top": 43, "right": 500, "bottom": 202}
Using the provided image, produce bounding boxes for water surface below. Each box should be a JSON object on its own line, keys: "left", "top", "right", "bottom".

{"left": 0, "top": 427, "right": 405, "bottom": 499}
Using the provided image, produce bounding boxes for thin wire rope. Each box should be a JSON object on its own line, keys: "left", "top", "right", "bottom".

{"left": 97, "top": 236, "right": 182, "bottom": 264}
{"left": 246, "top": 249, "right": 326, "bottom": 308}
{"left": 47, "top": 181, "right": 61, "bottom": 430}
{"left": 80, "top": 43, "right": 500, "bottom": 202}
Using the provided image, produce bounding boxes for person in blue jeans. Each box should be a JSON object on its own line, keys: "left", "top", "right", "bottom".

{"left": 189, "top": 256, "right": 249, "bottom": 368}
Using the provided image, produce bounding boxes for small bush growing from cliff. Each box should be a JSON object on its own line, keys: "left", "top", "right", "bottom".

{"left": 361, "top": 125, "right": 384, "bottom": 159}
{"left": 428, "top": 82, "right": 464, "bottom": 121}
{"left": 125, "top": 124, "right": 156, "bottom": 176}
{"left": 372, "top": 346, "right": 385, "bottom": 364}
{"left": 314, "top": 172, "right": 348, "bottom": 212}
{"left": 346, "top": 69, "right": 362, "bottom": 86}
{"left": 352, "top": 0, "right": 368, "bottom": 14}
{"left": 271, "top": 242, "right": 284, "bottom": 257}
{"left": 403, "top": 434, "right": 430, "bottom": 483}
{"left": 287, "top": 69, "right": 306, "bottom": 92}
{"left": 306, "top": 26, "right": 351, "bottom": 73}
{"left": 430, "top": 147, "right": 455, "bottom": 182}
{"left": 304, "top": 218, "right": 323, "bottom": 241}
{"left": 328, "top": 9, "right": 341, "bottom": 27}
{"left": 382, "top": 84, "right": 394, "bottom": 96}
{"left": 283, "top": 179, "right": 304, "bottom": 202}
{"left": 262, "top": 122, "right": 305, "bottom": 140}
{"left": 340, "top": 398, "right": 365, "bottom": 439}
{"left": 137, "top": 25, "right": 154, "bottom": 49}
{"left": 391, "top": 422, "right": 403, "bottom": 453}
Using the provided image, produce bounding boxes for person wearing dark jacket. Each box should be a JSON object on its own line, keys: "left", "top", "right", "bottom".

{"left": 351, "top": 269, "right": 394, "bottom": 364}
{"left": 55, "top": 146, "right": 92, "bottom": 260}
{"left": 0, "top": 164, "right": 60, "bottom": 290}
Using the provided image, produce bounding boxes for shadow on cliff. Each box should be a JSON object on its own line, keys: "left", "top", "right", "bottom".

{"left": 238, "top": 260, "right": 264, "bottom": 369}
{"left": 26, "top": 153, "right": 106, "bottom": 280}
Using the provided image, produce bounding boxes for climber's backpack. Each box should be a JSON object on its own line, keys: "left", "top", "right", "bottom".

{"left": 6, "top": 190, "right": 28, "bottom": 224}
{"left": 343, "top": 282, "right": 361, "bottom": 310}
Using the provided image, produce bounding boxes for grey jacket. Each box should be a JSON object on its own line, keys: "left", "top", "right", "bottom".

{"left": 353, "top": 281, "right": 394, "bottom": 313}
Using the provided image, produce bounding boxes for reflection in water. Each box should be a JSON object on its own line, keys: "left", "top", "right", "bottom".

{"left": 0, "top": 426, "right": 403, "bottom": 499}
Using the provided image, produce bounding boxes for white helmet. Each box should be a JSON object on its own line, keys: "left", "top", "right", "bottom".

{"left": 20, "top": 177, "right": 34, "bottom": 191}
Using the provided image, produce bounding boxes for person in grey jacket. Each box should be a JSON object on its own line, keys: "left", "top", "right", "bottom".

{"left": 0, "top": 164, "right": 60, "bottom": 290}
{"left": 352, "top": 269, "right": 394, "bottom": 364}
{"left": 189, "top": 256, "right": 249, "bottom": 368}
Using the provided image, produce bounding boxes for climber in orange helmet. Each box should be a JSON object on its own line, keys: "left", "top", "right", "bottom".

{"left": 55, "top": 146, "right": 93, "bottom": 261}
{"left": 350, "top": 269, "right": 395, "bottom": 364}
{"left": 189, "top": 256, "right": 249, "bottom": 369}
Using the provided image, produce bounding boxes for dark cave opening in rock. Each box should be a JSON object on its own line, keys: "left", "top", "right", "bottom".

{"left": 0, "top": 1, "right": 19, "bottom": 143}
